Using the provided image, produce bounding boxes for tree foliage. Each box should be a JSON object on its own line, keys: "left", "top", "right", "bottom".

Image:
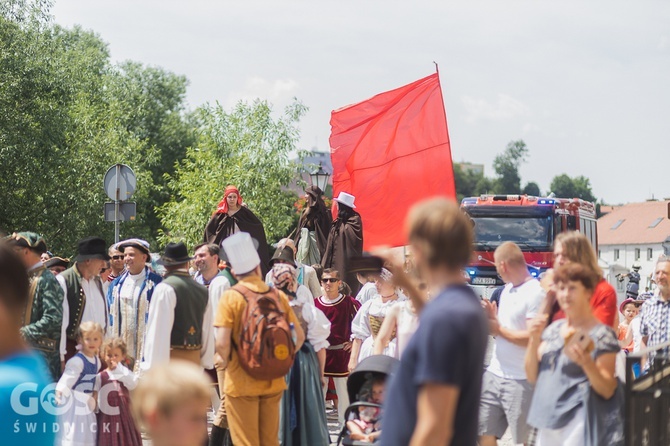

{"left": 158, "top": 100, "right": 306, "bottom": 248}
{"left": 549, "top": 174, "right": 596, "bottom": 202}
{"left": 0, "top": 1, "right": 193, "bottom": 255}
{"left": 492, "top": 139, "right": 528, "bottom": 194}
{"left": 522, "top": 181, "right": 541, "bottom": 196}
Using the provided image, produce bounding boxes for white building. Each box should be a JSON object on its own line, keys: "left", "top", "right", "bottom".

{"left": 597, "top": 200, "right": 670, "bottom": 302}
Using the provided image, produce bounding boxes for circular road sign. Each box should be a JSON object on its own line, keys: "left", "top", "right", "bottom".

{"left": 103, "top": 164, "right": 136, "bottom": 201}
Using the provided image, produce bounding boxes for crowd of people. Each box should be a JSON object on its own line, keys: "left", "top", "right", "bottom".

{"left": 1, "top": 184, "right": 670, "bottom": 446}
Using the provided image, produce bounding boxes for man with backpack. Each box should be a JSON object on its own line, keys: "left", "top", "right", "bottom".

{"left": 215, "top": 232, "right": 305, "bottom": 446}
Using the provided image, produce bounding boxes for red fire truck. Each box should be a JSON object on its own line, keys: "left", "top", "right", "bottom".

{"left": 460, "top": 194, "right": 597, "bottom": 297}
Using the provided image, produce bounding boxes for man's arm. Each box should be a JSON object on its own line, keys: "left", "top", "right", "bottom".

{"left": 409, "top": 383, "right": 459, "bottom": 446}
{"left": 215, "top": 326, "right": 233, "bottom": 367}
{"left": 482, "top": 299, "right": 531, "bottom": 347}
{"left": 139, "top": 284, "right": 176, "bottom": 373}
{"left": 200, "top": 300, "right": 215, "bottom": 369}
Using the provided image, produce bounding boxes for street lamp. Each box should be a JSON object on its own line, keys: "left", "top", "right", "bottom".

{"left": 309, "top": 162, "right": 330, "bottom": 192}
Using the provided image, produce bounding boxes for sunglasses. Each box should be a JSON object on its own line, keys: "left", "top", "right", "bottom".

{"left": 321, "top": 278, "right": 339, "bottom": 283}
{"left": 111, "top": 255, "right": 123, "bottom": 260}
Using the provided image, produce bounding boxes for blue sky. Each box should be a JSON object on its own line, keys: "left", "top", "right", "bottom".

{"left": 52, "top": 0, "right": 670, "bottom": 204}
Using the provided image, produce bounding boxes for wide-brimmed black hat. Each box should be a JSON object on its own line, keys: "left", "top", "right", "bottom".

{"left": 348, "top": 254, "right": 384, "bottom": 275}
{"left": 269, "top": 246, "right": 296, "bottom": 267}
{"left": 44, "top": 256, "right": 70, "bottom": 269}
{"left": 158, "top": 242, "right": 193, "bottom": 266}
{"left": 76, "top": 237, "right": 110, "bottom": 262}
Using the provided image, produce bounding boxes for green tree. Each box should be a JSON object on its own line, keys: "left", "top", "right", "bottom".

{"left": 522, "top": 181, "right": 541, "bottom": 196}
{"left": 549, "top": 174, "right": 596, "bottom": 202}
{"left": 492, "top": 139, "right": 528, "bottom": 194}
{"left": 158, "top": 99, "right": 307, "bottom": 248}
{"left": 454, "top": 163, "right": 484, "bottom": 202}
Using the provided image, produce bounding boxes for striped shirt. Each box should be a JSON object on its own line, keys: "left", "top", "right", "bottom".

{"left": 639, "top": 293, "right": 670, "bottom": 365}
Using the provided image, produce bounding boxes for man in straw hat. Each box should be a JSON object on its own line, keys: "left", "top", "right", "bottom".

{"left": 4, "top": 232, "right": 63, "bottom": 380}
{"left": 140, "top": 242, "right": 213, "bottom": 373}
{"left": 107, "top": 238, "right": 162, "bottom": 369}
{"left": 321, "top": 191, "right": 364, "bottom": 295}
{"left": 214, "top": 232, "right": 305, "bottom": 446}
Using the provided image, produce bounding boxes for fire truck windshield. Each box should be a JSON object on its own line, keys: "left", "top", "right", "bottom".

{"left": 471, "top": 215, "right": 553, "bottom": 251}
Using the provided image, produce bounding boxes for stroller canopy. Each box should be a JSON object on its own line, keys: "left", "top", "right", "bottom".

{"left": 347, "top": 355, "right": 400, "bottom": 403}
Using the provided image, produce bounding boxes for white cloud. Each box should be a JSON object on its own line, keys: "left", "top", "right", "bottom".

{"left": 461, "top": 94, "right": 530, "bottom": 124}
{"left": 658, "top": 36, "right": 668, "bottom": 51}
{"left": 225, "top": 77, "right": 298, "bottom": 109}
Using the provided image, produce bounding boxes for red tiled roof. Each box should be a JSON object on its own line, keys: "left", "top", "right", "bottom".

{"left": 597, "top": 201, "right": 670, "bottom": 245}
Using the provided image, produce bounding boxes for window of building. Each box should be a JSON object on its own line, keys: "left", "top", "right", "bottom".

{"left": 616, "top": 278, "right": 625, "bottom": 291}
{"left": 649, "top": 217, "right": 663, "bottom": 229}
{"left": 598, "top": 250, "right": 601, "bottom": 259}
{"left": 648, "top": 248, "right": 654, "bottom": 260}
{"left": 635, "top": 248, "right": 641, "bottom": 260}
{"left": 614, "top": 249, "right": 620, "bottom": 261}
{"left": 611, "top": 219, "right": 625, "bottom": 230}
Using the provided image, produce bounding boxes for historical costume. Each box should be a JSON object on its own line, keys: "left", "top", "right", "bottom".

{"left": 140, "top": 242, "right": 213, "bottom": 371}
{"left": 203, "top": 185, "right": 271, "bottom": 275}
{"left": 321, "top": 192, "right": 364, "bottom": 295}
{"left": 57, "top": 352, "right": 101, "bottom": 446}
{"left": 271, "top": 264, "right": 331, "bottom": 446}
{"left": 352, "top": 294, "right": 406, "bottom": 361}
{"left": 5, "top": 232, "right": 64, "bottom": 380}
{"left": 95, "top": 363, "right": 142, "bottom": 446}
{"left": 107, "top": 239, "right": 162, "bottom": 370}
{"left": 294, "top": 186, "right": 332, "bottom": 266}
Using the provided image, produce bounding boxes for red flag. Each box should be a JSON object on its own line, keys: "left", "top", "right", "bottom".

{"left": 329, "top": 72, "right": 455, "bottom": 249}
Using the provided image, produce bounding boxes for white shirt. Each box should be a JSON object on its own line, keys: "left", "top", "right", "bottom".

{"left": 355, "top": 282, "right": 377, "bottom": 305}
{"left": 289, "top": 286, "right": 331, "bottom": 351}
{"left": 56, "top": 353, "right": 100, "bottom": 396}
{"left": 94, "top": 363, "right": 138, "bottom": 392}
{"left": 56, "top": 279, "right": 70, "bottom": 360}
{"left": 56, "top": 274, "right": 107, "bottom": 331}
{"left": 140, "top": 276, "right": 214, "bottom": 373}
{"left": 487, "top": 278, "right": 544, "bottom": 380}
{"left": 208, "top": 274, "right": 232, "bottom": 314}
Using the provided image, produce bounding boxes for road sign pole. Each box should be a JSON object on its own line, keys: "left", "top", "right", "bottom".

{"left": 114, "top": 164, "right": 120, "bottom": 244}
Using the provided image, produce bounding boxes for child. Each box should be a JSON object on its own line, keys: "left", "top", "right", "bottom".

{"left": 132, "top": 360, "right": 211, "bottom": 446}
{"left": 618, "top": 298, "right": 640, "bottom": 352}
{"left": 346, "top": 375, "right": 386, "bottom": 443}
{"left": 94, "top": 338, "right": 142, "bottom": 446}
{"left": 56, "top": 321, "right": 103, "bottom": 446}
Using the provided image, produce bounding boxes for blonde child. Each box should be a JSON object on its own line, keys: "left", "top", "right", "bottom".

{"left": 56, "top": 321, "right": 103, "bottom": 446}
{"left": 132, "top": 360, "right": 211, "bottom": 446}
{"left": 94, "top": 338, "right": 142, "bottom": 446}
{"left": 618, "top": 298, "right": 641, "bottom": 352}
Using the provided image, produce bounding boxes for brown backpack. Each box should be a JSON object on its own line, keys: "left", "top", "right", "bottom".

{"left": 232, "top": 284, "right": 296, "bottom": 380}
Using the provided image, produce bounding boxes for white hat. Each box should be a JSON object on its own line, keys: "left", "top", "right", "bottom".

{"left": 222, "top": 232, "right": 261, "bottom": 275}
{"left": 335, "top": 191, "right": 356, "bottom": 209}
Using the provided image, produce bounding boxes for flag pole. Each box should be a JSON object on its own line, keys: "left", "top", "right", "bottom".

{"left": 432, "top": 61, "right": 456, "bottom": 197}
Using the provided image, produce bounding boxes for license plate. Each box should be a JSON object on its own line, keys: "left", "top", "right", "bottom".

{"left": 472, "top": 277, "right": 496, "bottom": 285}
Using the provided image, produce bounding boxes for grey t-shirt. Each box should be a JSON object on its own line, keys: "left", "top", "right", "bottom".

{"left": 527, "top": 320, "right": 619, "bottom": 429}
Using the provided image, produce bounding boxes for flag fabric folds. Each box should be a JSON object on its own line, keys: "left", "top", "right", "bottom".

{"left": 329, "top": 72, "right": 456, "bottom": 249}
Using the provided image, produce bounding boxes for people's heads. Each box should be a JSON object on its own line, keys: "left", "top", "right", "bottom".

{"left": 223, "top": 185, "right": 242, "bottom": 212}
{"left": 619, "top": 299, "right": 640, "bottom": 322}
{"left": 553, "top": 263, "right": 598, "bottom": 315}
{"left": 654, "top": 255, "right": 670, "bottom": 296}
{"left": 358, "top": 374, "right": 386, "bottom": 405}
{"left": 75, "top": 236, "right": 111, "bottom": 278}
{"left": 99, "top": 260, "right": 112, "bottom": 279}
{"left": 553, "top": 232, "right": 602, "bottom": 277}
{"left": 109, "top": 245, "right": 125, "bottom": 274}
{"left": 311, "top": 264, "right": 323, "bottom": 283}
{"left": 40, "top": 251, "right": 52, "bottom": 263}
{"left": 374, "top": 268, "right": 395, "bottom": 296}
{"left": 357, "top": 272, "right": 372, "bottom": 285}
{"left": 406, "top": 198, "right": 473, "bottom": 277}
{"left": 339, "top": 280, "right": 352, "bottom": 297}
{"left": 0, "top": 243, "right": 30, "bottom": 355}
{"left": 158, "top": 242, "right": 193, "bottom": 273}
{"left": 269, "top": 245, "right": 296, "bottom": 268}
{"left": 44, "top": 256, "right": 69, "bottom": 275}
{"left": 77, "top": 321, "right": 104, "bottom": 357}
{"left": 322, "top": 268, "right": 341, "bottom": 298}
{"left": 277, "top": 238, "right": 297, "bottom": 255}
{"left": 221, "top": 232, "right": 261, "bottom": 278}
{"left": 193, "top": 243, "right": 220, "bottom": 276}
{"left": 4, "top": 232, "right": 48, "bottom": 268}
{"left": 118, "top": 239, "right": 151, "bottom": 275}
{"left": 103, "top": 337, "right": 128, "bottom": 367}
{"left": 133, "top": 361, "right": 211, "bottom": 446}
{"left": 494, "top": 242, "right": 528, "bottom": 283}
{"left": 271, "top": 263, "right": 297, "bottom": 293}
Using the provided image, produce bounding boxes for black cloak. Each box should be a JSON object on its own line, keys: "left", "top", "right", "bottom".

{"left": 203, "top": 206, "right": 271, "bottom": 276}
{"left": 294, "top": 186, "right": 332, "bottom": 258}
{"left": 321, "top": 208, "right": 364, "bottom": 295}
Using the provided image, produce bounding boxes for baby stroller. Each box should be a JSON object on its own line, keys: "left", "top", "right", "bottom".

{"left": 336, "top": 355, "right": 400, "bottom": 445}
